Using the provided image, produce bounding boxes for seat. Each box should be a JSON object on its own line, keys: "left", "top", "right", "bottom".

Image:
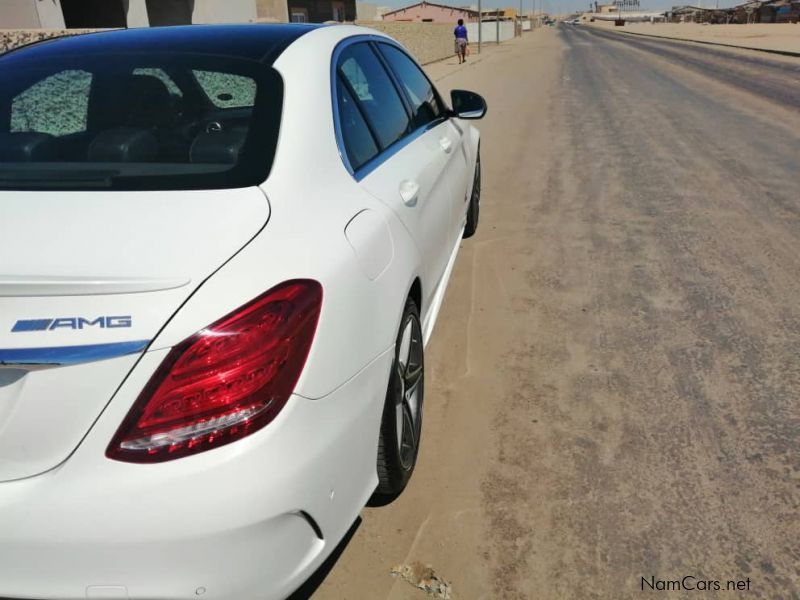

{"left": 190, "top": 128, "right": 248, "bottom": 164}
{"left": 88, "top": 127, "right": 158, "bottom": 162}
{"left": 122, "top": 74, "right": 180, "bottom": 130}
{"left": 97, "top": 74, "right": 186, "bottom": 161}
{"left": 0, "top": 132, "right": 58, "bottom": 161}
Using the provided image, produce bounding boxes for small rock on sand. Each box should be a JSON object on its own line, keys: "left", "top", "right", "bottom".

{"left": 390, "top": 562, "right": 452, "bottom": 599}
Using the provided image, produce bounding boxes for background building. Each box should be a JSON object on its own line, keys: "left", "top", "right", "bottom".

{"left": 382, "top": 1, "right": 479, "bottom": 22}
{"left": 594, "top": 2, "right": 620, "bottom": 12}
{"left": 0, "top": 0, "right": 357, "bottom": 27}
{"left": 285, "top": 0, "right": 355, "bottom": 22}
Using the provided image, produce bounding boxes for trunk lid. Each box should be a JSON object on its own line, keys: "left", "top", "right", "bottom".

{"left": 0, "top": 188, "right": 268, "bottom": 482}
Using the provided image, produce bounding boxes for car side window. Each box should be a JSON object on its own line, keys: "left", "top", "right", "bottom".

{"left": 193, "top": 70, "right": 256, "bottom": 108}
{"left": 10, "top": 70, "right": 92, "bottom": 137}
{"left": 337, "top": 42, "right": 409, "bottom": 150}
{"left": 336, "top": 76, "right": 379, "bottom": 170}
{"left": 377, "top": 44, "right": 442, "bottom": 131}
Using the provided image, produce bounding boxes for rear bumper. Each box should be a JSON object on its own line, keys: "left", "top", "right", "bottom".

{"left": 0, "top": 347, "right": 392, "bottom": 600}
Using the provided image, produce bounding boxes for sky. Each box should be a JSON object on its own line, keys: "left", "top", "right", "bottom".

{"left": 375, "top": 0, "right": 743, "bottom": 16}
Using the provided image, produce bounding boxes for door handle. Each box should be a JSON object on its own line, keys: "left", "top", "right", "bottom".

{"left": 399, "top": 179, "right": 420, "bottom": 206}
{"left": 439, "top": 137, "right": 453, "bottom": 153}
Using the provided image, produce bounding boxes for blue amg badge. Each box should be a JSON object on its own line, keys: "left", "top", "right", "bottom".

{"left": 11, "top": 316, "right": 132, "bottom": 332}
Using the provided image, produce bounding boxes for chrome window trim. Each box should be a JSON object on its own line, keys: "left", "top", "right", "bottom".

{"left": 330, "top": 35, "right": 447, "bottom": 182}
{"left": 0, "top": 339, "right": 150, "bottom": 368}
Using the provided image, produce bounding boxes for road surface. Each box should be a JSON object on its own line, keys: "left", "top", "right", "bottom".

{"left": 306, "top": 26, "right": 800, "bottom": 599}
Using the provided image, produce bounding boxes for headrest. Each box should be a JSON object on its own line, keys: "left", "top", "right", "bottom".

{"left": 0, "top": 132, "right": 58, "bottom": 161}
{"left": 123, "top": 74, "right": 176, "bottom": 129}
{"left": 88, "top": 127, "right": 158, "bottom": 162}
{"left": 190, "top": 129, "right": 247, "bottom": 164}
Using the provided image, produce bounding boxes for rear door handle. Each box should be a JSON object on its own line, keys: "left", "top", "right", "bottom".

{"left": 439, "top": 137, "right": 453, "bottom": 153}
{"left": 399, "top": 179, "right": 420, "bottom": 206}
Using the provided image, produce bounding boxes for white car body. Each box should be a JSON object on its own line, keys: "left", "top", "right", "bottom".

{"left": 0, "top": 23, "right": 482, "bottom": 599}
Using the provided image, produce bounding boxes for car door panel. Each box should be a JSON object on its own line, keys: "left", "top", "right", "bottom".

{"left": 334, "top": 41, "right": 455, "bottom": 314}
{"left": 442, "top": 119, "right": 471, "bottom": 231}
{"left": 358, "top": 122, "right": 453, "bottom": 310}
{"left": 374, "top": 42, "right": 468, "bottom": 251}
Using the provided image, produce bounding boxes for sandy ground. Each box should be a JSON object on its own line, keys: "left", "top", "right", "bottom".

{"left": 304, "top": 28, "right": 800, "bottom": 599}
{"left": 587, "top": 21, "right": 800, "bottom": 53}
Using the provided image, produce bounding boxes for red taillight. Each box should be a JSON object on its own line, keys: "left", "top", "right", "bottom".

{"left": 107, "top": 280, "right": 322, "bottom": 463}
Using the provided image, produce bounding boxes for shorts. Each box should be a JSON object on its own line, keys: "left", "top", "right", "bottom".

{"left": 455, "top": 38, "right": 467, "bottom": 53}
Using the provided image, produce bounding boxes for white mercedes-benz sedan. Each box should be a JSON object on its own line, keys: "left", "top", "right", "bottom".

{"left": 0, "top": 23, "right": 485, "bottom": 599}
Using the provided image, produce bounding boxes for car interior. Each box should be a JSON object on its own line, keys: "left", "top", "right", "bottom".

{"left": 0, "top": 66, "right": 255, "bottom": 167}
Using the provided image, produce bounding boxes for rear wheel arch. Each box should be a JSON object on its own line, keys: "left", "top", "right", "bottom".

{"left": 408, "top": 277, "right": 422, "bottom": 319}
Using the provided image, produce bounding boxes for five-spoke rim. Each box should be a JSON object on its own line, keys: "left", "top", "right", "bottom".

{"left": 395, "top": 314, "right": 423, "bottom": 470}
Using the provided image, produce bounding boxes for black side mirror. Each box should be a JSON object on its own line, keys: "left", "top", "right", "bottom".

{"left": 450, "top": 89, "right": 487, "bottom": 119}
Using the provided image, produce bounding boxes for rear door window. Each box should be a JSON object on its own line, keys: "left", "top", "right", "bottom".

{"left": 377, "top": 44, "right": 443, "bottom": 131}
{"left": 336, "top": 42, "right": 409, "bottom": 150}
{"left": 335, "top": 76, "right": 379, "bottom": 170}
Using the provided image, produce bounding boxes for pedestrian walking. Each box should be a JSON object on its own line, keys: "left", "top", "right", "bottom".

{"left": 454, "top": 18, "right": 468, "bottom": 64}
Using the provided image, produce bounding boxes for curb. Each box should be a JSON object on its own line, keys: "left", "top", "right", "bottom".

{"left": 589, "top": 26, "right": 800, "bottom": 58}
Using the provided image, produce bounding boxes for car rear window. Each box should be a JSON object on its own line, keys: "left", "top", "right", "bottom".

{"left": 0, "top": 53, "right": 282, "bottom": 190}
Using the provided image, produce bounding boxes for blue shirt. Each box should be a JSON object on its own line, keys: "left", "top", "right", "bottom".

{"left": 454, "top": 25, "right": 468, "bottom": 39}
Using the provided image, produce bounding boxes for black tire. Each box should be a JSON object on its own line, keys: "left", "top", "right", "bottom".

{"left": 376, "top": 296, "right": 424, "bottom": 497}
{"left": 463, "top": 149, "right": 481, "bottom": 239}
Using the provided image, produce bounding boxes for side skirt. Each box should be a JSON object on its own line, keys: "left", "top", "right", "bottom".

{"left": 420, "top": 226, "right": 465, "bottom": 347}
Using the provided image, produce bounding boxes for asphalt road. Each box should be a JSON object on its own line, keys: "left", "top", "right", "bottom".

{"left": 309, "top": 27, "right": 800, "bottom": 599}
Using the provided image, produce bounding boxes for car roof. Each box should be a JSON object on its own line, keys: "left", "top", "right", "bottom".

{"left": 0, "top": 24, "right": 323, "bottom": 65}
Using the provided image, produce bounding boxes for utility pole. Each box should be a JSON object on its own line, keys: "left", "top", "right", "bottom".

{"left": 478, "top": 0, "right": 482, "bottom": 53}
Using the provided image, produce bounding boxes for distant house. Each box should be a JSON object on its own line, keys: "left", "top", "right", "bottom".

{"left": 382, "top": 1, "right": 479, "bottom": 22}
{"left": 756, "top": 0, "right": 800, "bottom": 22}
{"left": 595, "top": 3, "right": 619, "bottom": 12}
{"left": 284, "top": 0, "right": 356, "bottom": 22}
{"left": 722, "top": 0, "right": 798, "bottom": 23}
{"left": 482, "top": 7, "right": 519, "bottom": 19}
{"left": 668, "top": 5, "right": 708, "bottom": 22}
{"left": 0, "top": 0, "right": 358, "bottom": 29}
{"left": 728, "top": 0, "right": 761, "bottom": 22}
{"left": 0, "top": 0, "right": 259, "bottom": 29}
{"left": 668, "top": 4, "right": 736, "bottom": 22}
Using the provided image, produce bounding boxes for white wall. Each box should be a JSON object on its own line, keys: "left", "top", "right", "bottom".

{"left": 193, "top": 0, "right": 257, "bottom": 23}
{"left": 35, "top": 0, "right": 66, "bottom": 27}
{"left": 357, "top": 2, "right": 378, "bottom": 20}
{"left": 0, "top": 0, "right": 67, "bottom": 28}
{"left": 465, "top": 20, "right": 515, "bottom": 43}
{"left": 256, "top": 0, "right": 288, "bottom": 22}
{"left": 126, "top": 0, "right": 150, "bottom": 27}
{"left": 0, "top": 0, "right": 42, "bottom": 28}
